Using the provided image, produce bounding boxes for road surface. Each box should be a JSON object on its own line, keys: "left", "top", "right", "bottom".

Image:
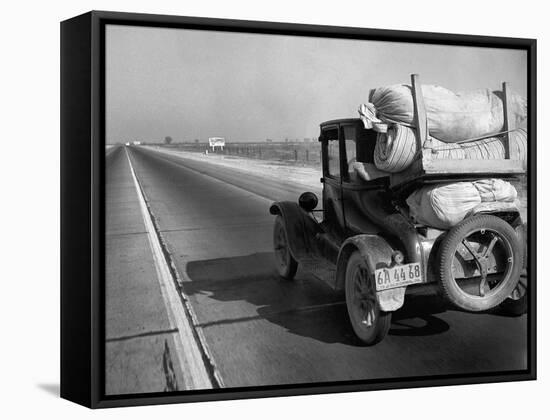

{"left": 105, "top": 145, "right": 528, "bottom": 394}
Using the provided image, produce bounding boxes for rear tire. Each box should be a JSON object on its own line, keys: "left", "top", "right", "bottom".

{"left": 345, "top": 251, "right": 391, "bottom": 345}
{"left": 499, "top": 272, "right": 527, "bottom": 316}
{"left": 273, "top": 215, "right": 298, "bottom": 280}
{"left": 438, "top": 215, "right": 521, "bottom": 312}
{"left": 500, "top": 223, "right": 528, "bottom": 316}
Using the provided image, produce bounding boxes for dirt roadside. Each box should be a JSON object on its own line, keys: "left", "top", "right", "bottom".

{"left": 144, "top": 145, "right": 322, "bottom": 190}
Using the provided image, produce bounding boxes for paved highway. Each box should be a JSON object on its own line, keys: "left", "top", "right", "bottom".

{"left": 105, "top": 145, "right": 527, "bottom": 394}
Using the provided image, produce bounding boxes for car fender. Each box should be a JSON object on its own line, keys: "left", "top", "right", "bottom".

{"left": 335, "top": 234, "right": 406, "bottom": 312}
{"left": 269, "top": 201, "right": 321, "bottom": 261}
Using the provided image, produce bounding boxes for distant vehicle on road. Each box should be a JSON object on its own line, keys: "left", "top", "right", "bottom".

{"left": 270, "top": 116, "right": 527, "bottom": 345}
{"left": 133, "top": 141, "right": 141, "bottom": 145}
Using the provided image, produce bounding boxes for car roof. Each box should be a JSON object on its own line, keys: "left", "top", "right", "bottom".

{"left": 320, "top": 118, "right": 362, "bottom": 128}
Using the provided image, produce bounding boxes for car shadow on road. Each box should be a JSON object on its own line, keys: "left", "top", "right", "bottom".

{"left": 184, "top": 252, "right": 461, "bottom": 346}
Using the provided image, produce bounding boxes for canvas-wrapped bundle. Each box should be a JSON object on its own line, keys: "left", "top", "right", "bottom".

{"left": 406, "top": 179, "right": 519, "bottom": 230}
{"left": 373, "top": 124, "right": 417, "bottom": 173}
{"left": 430, "top": 129, "right": 528, "bottom": 163}
{"left": 360, "top": 84, "right": 527, "bottom": 143}
{"left": 373, "top": 125, "right": 527, "bottom": 173}
{"left": 473, "top": 178, "right": 518, "bottom": 202}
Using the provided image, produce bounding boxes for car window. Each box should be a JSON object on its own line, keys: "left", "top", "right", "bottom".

{"left": 327, "top": 139, "right": 340, "bottom": 177}
{"left": 344, "top": 139, "right": 357, "bottom": 180}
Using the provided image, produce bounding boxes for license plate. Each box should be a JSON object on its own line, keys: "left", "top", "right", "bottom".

{"left": 375, "top": 263, "right": 423, "bottom": 291}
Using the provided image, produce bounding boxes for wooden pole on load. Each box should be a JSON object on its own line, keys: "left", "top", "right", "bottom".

{"left": 411, "top": 74, "right": 430, "bottom": 150}
{"left": 502, "top": 82, "right": 518, "bottom": 160}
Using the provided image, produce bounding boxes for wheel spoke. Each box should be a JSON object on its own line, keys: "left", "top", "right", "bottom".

{"left": 462, "top": 239, "right": 481, "bottom": 261}
{"left": 352, "top": 264, "right": 377, "bottom": 327}
{"left": 460, "top": 237, "right": 494, "bottom": 297}
{"left": 461, "top": 239, "right": 485, "bottom": 276}
{"left": 361, "top": 307, "right": 374, "bottom": 327}
{"left": 479, "top": 273, "right": 488, "bottom": 297}
{"left": 355, "top": 267, "right": 368, "bottom": 292}
{"left": 482, "top": 235, "right": 499, "bottom": 259}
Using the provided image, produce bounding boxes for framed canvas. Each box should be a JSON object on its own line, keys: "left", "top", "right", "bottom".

{"left": 60, "top": 10, "right": 536, "bottom": 408}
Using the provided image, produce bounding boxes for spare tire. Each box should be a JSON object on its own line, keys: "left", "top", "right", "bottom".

{"left": 437, "top": 214, "right": 521, "bottom": 312}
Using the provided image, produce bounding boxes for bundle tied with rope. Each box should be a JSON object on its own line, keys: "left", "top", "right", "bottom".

{"left": 406, "top": 179, "right": 520, "bottom": 230}
{"left": 358, "top": 84, "right": 528, "bottom": 173}
{"left": 369, "top": 122, "right": 528, "bottom": 173}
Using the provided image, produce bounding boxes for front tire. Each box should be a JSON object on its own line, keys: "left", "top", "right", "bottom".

{"left": 345, "top": 251, "right": 391, "bottom": 345}
{"left": 273, "top": 215, "right": 298, "bottom": 280}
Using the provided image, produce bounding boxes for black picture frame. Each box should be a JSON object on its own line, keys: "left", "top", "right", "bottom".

{"left": 61, "top": 10, "right": 537, "bottom": 409}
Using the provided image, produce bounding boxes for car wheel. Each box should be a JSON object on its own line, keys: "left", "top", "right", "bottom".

{"left": 499, "top": 223, "right": 528, "bottom": 316}
{"left": 438, "top": 215, "right": 522, "bottom": 312}
{"left": 273, "top": 215, "right": 298, "bottom": 280}
{"left": 345, "top": 251, "right": 391, "bottom": 345}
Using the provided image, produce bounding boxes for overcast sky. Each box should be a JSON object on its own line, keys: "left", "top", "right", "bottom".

{"left": 106, "top": 24, "right": 527, "bottom": 144}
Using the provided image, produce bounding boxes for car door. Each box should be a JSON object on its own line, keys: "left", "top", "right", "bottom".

{"left": 340, "top": 123, "right": 385, "bottom": 236}
{"left": 321, "top": 125, "right": 346, "bottom": 237}
{"left": 340, "top": 125, "right": 363, "bottom": 235}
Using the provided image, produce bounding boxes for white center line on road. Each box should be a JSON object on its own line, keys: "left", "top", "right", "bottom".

{"left": 125, "top": 147, "right": 222, "bottom": 390}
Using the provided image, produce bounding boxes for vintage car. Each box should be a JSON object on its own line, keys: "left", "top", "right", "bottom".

{"left": 269, "top": 115, "right": 527, "bottom": 345}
